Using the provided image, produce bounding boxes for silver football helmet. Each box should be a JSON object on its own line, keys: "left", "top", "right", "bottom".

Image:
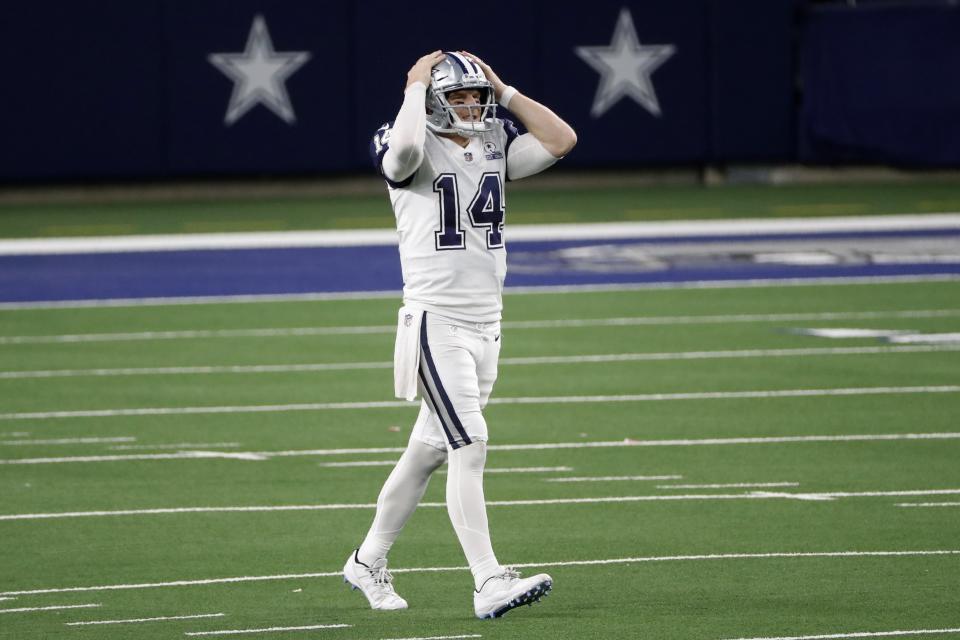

{"left": 426, "top": 52, "right": 497, "bottom": 136}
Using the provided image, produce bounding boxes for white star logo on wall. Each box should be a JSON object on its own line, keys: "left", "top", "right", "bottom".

{"left": 575, "top": 8, "right": 676, "bottom": 118}
{"left": 208, "top": 15, "right": 312, "bottom": 126}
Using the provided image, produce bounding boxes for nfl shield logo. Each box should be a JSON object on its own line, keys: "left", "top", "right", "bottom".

{"left": 464, "top": 152, "right": 473, "bottom": 162}
{"left": 404, "top": 314, "right": 413, "bottom": 327}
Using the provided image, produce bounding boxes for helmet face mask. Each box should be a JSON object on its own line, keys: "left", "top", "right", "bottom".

{"left": 426, "top": 52, "right": 497, "bottom": 137}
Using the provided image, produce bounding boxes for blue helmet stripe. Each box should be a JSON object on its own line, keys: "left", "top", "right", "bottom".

{"left": 445, "top": 51, "right": 476, "bottom": 75}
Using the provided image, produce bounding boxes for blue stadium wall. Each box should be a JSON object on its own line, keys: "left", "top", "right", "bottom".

{"left": 2, "top": 0, "right": 958, "bottom": 181}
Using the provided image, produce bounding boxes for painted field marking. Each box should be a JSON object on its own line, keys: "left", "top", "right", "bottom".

{"left": 0, "top": 273, "right": 960, "bottom": 311}
{"left": 380, "top": 635, "right": 481, "bottom": 640}
{"left": 657, "top": 482, "right": 800, "bottom": 490}
{"left": 3, "top": 274, "right": 960, "bottom": 311}
{"left": 897, "top": 502, "right": 960, "bottom": 508}
{"left": 0, "top": 597, "right": 16, "bottom": 602}
{"left": 0, "top": 437, "right": 135, "bottom": 446}
{"left": 108, "top": 442, "right": 241, "bottom": 451}
{"left": 3, "top": 344, "right": 958, "bottom": 380}
{"left": 66, "top": 613, "right": 226, "bottom": 626}
{"left": 317, "top": 460, "right": 573, "bottom": 474}
{"left": 2, "top": 385, "right": 959, "bottom": 422}
{"left": 792, "top": 329, "right": 960, "bottom": 346}
{"left": 748, "top": 492, "right": 835, "bottom": 502}
{"left": 183, "top": 623, "right": 351, "bottom": 636}
{"left": 3, "top": 550, "right": 957, "bottom": 597}
{"left": 182, "top": 452, "right": 268, "bottom": 461}
{"left": 3, "top": 308, "right": 959, "bottom": 346}
{"left": 0, "top": 327, "right": 392, "bottom": 346}
{"left": 717, "top": 627, "right": 960, "bottom": 640}
{"left": 3, "top": 214, "right": 957, "bottom": 257}
{"left": 545, "top": 475, "right": 682, "bottom": 483}
{"left": 440, "top": 466, "right": 574, "bottom": 475}
{"left": 0, "top": 603, "right": 101, "bottom": 613}
{"left": 889, "top": 333, "right": 960, "bottom": 344}
{"left": 0, "top": 432, "right": 29, "bottom": 437}
{"left": 3, "top": 431, "right": 960, "bottom": 466}
{"left": 4, "top": 488, "right": 960, "bottom": 521}
{"left": 316, "top": 459, "right": 401, "bottom": 468}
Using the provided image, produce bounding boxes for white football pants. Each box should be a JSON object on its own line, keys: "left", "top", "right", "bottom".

{"left": 413, "top": 311, "right": 501, "bottom": 450}
{"left": 358, "top": 311, "right": 503, "bottom": 588}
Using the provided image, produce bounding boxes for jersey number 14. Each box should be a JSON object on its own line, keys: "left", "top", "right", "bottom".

{"left": 433, "top": 172, "right": 504, "bottom": 251}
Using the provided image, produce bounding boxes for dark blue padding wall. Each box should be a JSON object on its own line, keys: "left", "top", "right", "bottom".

{"left": 5, "top": 1, "right": 956, "bottom": 179}
{"left": 799, "top": 2, "right": 960, "bottom": 166}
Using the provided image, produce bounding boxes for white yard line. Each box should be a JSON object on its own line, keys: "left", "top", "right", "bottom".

{"left": 3, "top": 275, "right": 960, "bottom": 311}
{"left": 3, "top": 550, "right": 957, "bottom": 597}
{"left": 108, "top": 442, "right": 241, "bottom": 451}
{"left": 0, "top": 290, "right": 400, "bottom": 310}
{"left": 897, "top": 502, "right": 960, "bottom": 508}
{"left": 0, "top": 437, "right": 135, "bottom": 446}
{"left": 380, "top": 636, "right": 482, "bottom": 640}
{"left": 3, "top": 432, "right": 959, "bottom": 466}
{"left": 4, "top": 215, "right": 957, "bottom": 256}
{"left": 183, "top": 623, "right": 351, "bottom": 636}
{"left": 545, "top": 475, "right": 682, "bottom": 483}
{"left": 0, "top": 362, "right": 390, "bottom": 378}
{"left": 507, "top": 275, "right": 960, "bottom": 294}
{"left": 445, "top": 466, "right": 574, "bottom": 474}
{"left": 657, "top": 482, "right": 800, "bottom": 489}
{"left": 717, "top": 627, "right": 960, "bottom": 640}
{"left": 2, "top": 385, "right": 959, "bottom": 423}
{"left": 2, "top": 344, "right": 958, "bottom": 379}
{"left": 502, "top": 345, "right": 960, "bottom": 363}
{"left": 0, "top": 603, "right": 101, "bottom": 613}
{"left": 3, "top": 308, "right": 959, "bottom": 346}
{"left": 66, "top": 613, "right": 225, "bottom": 626}
{"left": 889, "top": 333, "right": 960, "bottom": 344}
{"left": 318, "top": 460, "right": 572, "bottom": 473}
{"left": 3, "top": 488, "right": 960, "bottom": 521}
{"left": 489, "top": 432, "right": 960, "bottom": 451}
{"left": 0, "top": 327, "right": 394, "bottom": 345}
{"left": 316, "top": 459, "right": 402, "bottom": 468}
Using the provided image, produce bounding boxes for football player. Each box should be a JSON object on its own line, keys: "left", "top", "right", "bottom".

{"left": 343, "top": 50, "right": 576, "bottom": 619}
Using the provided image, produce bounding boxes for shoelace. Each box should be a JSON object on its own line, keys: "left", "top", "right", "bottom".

{"left": 500, "top": 566, "right": 521, "bottom": 581}
{"left": 372, "top": 566, "right": 397, "bottom": 591}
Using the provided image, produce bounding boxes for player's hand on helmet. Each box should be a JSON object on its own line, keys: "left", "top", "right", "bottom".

{"left": 458, "top": 51, "right": 507, "bottom": 96}
{"left": 407, "top": 50, "right": 445, "bottom": 89}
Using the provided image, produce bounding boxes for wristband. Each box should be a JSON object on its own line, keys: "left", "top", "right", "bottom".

{"left": 499, "top": 86, "right": 518, "bottom": 109}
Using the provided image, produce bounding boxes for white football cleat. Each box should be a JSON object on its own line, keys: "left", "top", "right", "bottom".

{"left": 342, "top": 549, "right": 408, "bottom": 610}
{"left": 473, "top": 567, "right": 552, "bottom": 619}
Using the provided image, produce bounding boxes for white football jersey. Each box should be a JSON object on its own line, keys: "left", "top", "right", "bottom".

{"left": 372, "top": 118, "right": 519, "bottom": 323}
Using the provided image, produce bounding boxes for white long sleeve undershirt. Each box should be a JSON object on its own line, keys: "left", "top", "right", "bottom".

{"left": 506, "top": 133, "right": 558, "bottom": 180}
{"left": 381, "top": 82, "right": 427, "bottom": 183}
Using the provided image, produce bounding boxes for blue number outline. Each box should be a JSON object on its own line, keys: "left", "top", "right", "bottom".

{"left": 433, "top": 173, "right": 466, "bottom": 250}
{"left": 467, "top": 172, "right": 505, "bottom": 249}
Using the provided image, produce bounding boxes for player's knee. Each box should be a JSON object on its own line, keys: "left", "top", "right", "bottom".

{"left": 458, "top": 410, "right": 488, "bottom": 448}
{"left": 411, "top": 438, "right": 449, "bottom": 469}
{"left": 452, "top": 440, "right": 488, "bottom": 474}
{"left": 424, "top": 443, "right": 448, "bottom": 469}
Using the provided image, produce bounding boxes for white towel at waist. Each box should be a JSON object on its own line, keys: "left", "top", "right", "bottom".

{"left": 394, "top": 306, "right": 423, "bottom": 401}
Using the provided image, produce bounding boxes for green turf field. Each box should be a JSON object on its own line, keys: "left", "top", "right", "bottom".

{"left": 2, "top": 181, "right": 960, "bottom": 237}
{"left": 1, "top": 281, "right": 959, "bottom": 639}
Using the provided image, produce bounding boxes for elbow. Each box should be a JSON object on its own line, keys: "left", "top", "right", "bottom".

{"left": 561, "top": 127, "right": 578, "bottom": 156}
{"left": 550, "top": 127, "right": 578, "bottom": 158}
{"left": 382, "top": 145, "right": 422, "bottom": 182}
